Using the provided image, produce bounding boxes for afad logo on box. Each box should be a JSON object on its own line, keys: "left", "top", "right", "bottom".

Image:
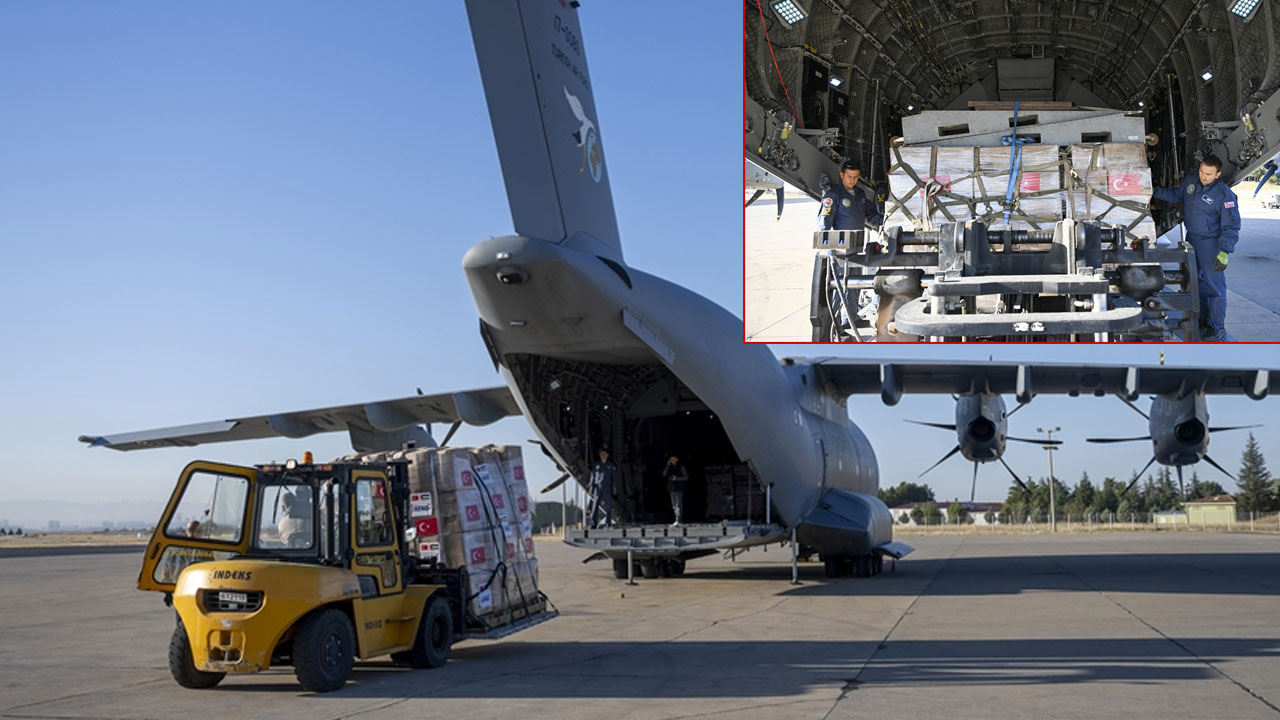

{"left": 513, "top": 465, "right": 525, "bottom": 481}
{"left": 523, "top": 537, "right": 534, "bottom": 554}
{"left": 517, "top": 496, "right": 529, "bottom": 513}
{"left": 492, "top": 494, "right": 505, "bottom": 510}
{"left": 460, "top": 470, "right": 475, "bottom": 487}
{"left": 465, "top": 504, "right": 481, "bottom": 523}
{"left": 469, "top": 546, "right": 487, "bottom": 565}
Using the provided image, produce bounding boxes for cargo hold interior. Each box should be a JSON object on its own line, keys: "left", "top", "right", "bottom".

{"left": 506, "top": 354, "right": 771, "bottom": 525}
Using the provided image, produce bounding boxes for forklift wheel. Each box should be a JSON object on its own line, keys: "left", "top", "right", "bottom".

{"left": 640, "top": 559, "right": 660, "bottom": 579}
{"left": 404, "top": 594, "right": 453, "bottom": 669}
{"left": 293, "top": 608, "right": 356, "bottom": 693}
{"left": 168, "top": 625, "right": 225, "bottom": 689}
{"left": 611, "top": 558, "right": 632, "bottom": 579}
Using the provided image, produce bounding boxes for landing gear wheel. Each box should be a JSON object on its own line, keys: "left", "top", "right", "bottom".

{"left": 640, "top": 559, "right": 660, "bottom": 579}
{"left": 402, "top": 594, "right": 453, "bottom": 669}
{"left": 168, "top": 624, "right": 225, "bottom": 689}
{"left": 292, "top": 608, "right": 355, "bottom": 693}
{"left": 855, "top": 555, "right": 872, "bottom": 578}
{"left": 823, "top": 557, "right": 852, "bottom": 578}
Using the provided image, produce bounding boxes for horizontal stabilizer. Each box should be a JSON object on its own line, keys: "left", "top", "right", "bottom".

{"left": 876, "top": 540, "right": 914, "bottom": 559}
{"left": 78, "top": 386, "right": 520, "bottom": 451}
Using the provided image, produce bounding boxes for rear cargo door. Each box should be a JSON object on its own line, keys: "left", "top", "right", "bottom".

{"left": 138, "top": 461, "right": 257, "bottom": 593}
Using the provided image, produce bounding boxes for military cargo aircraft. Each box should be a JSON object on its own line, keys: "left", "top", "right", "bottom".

{"left": 82, "top": 0, "right": 1279, "bottom": 580}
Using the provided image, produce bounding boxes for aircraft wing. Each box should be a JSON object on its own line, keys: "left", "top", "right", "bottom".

{"left": 78, "top": 386, "right": 521, "bottom": 451}
{"left": 797, "top": 358, "right": 1276, "bottom": 405}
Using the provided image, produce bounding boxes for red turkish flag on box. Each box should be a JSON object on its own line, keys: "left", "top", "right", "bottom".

{"left": 1108, "top": 173, "right": 1142, "bottom": 196}
{"left": 415, "top": 517, "right": 438, "bottom": 537}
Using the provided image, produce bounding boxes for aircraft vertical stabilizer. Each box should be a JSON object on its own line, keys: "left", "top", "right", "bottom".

{"left": 465, "top": 0, "right": 622, "bottom": 261}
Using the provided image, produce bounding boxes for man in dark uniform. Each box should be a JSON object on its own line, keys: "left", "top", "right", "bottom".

{"left": 589, "top": 447, "right": 618, "bottom": 527}
{"left": 1151, "top": 154, "right": 1242, "bottom": 341}
{"left": 818, "top": 161, "right": 882, "bottom": 231}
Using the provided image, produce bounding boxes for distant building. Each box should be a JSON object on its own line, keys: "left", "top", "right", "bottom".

{"left": 48, "top": 520, "right": 61, "bottom": 531}
{"left": 1184, "top": 494, "right": 1237, "bottom": 526}
{"left": 1153, "top": 510, "right": 1187, "bottom": 525}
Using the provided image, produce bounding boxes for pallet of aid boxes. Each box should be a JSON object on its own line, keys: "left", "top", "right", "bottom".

{"left": 404, "top": 445, "right": 541, "bottom": 625}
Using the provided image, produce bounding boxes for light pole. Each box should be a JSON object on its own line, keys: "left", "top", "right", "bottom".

{"left": 1037, "top": 426, "right": 1060, "bottom": 532}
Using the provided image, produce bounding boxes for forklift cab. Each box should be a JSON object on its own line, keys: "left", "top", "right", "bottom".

{"left": 140, "top": 459, "right": 410, "bottom": 598}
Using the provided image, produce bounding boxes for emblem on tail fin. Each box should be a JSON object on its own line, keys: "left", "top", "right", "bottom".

{"left": 564, "top": 86, "right": 603, "bottom": 182}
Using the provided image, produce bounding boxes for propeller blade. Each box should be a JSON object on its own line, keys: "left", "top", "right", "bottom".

{"left": 440, "top": 420, "right": 463, "bottom": 448}
{"left": 918, "top": 445, "right": 963, "bottom": 478}
{"left": 1122, "top": 456, "right": 1160, "bottom": 494}
{"left": 996, "top": 456, "right": 1030, "bottom": 493}
{"left": 1176, "top": 465, "right": 1185, "bottom": 499}
{"left": 1086, "top": 435, "right": 1153, "bottom": 444}
{"left": 1253, "top": 161, "right": 1277, "bottom": 198}
{"left": 1200, "top": 455, "right": 1238, "bottom": 482}
{"left": 1006, "top": 401, "right": 1028, "bottom": 417}
{"left": 540, "top": 473, "right": 572, "bottom": 494}
{"left": 775, "top": 187, "right": 785, "bottom": 220}
{"left": 1117, "top": 395, "right": 1150, "bottom": 420}
{"left": 1008, "top": 436, "right": 1063, "bottom": 445}
{"left": 907, "top": 420, "right": 958, "bottom": 431}
{"left": 745, "top": 188, "right": 765, "bottom": 208}
{"left": 1207, "top": 424, "right": 1263, "bottom": 433}
{"left": 971, "top": 461, "right": 979, "bottom": 503}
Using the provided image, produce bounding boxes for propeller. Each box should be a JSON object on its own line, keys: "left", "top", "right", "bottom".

{"left": 1121, "top": 456, "right": 1161, "bottom": 494}
{"left": 540, "top": 473, "right": 572, "bottom": 494}
{"left": 918, "top": 445, "right": 963, "bottom": 477}
{"left": 439, "top": 420, "right": 463, "bottom": 448}
{"left": 1008, "top": 435, "right": 1063, "bottom": 446}
{"left": 1086, "top": 435, "right": 1153, "bottom": 444}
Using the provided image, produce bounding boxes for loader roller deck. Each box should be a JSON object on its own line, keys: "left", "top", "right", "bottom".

{"left": 565, "top": 521, "right": 787, "bottom": 556}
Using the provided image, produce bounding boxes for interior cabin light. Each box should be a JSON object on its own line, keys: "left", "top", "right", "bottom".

{"left": 829, "top": 76, "right": 842, "bottom": 88}
{"left": 771, "top": 0, "right": 805, "bottom": 25}
{"left": 1230, "top": 0, "right": 1260, "bottom": 21}
{"left": 1201, "top": 69, "right": 1214, "bottom": 82}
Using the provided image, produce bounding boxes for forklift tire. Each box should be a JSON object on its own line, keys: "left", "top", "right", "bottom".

{"left": 292, "top": 608, "right": 355, "bottom": 693}
{"left": 168, "top": 625, "right": 225, "bottom": 689}
{"left": 667, "top": 559, "right": 686, "bottom": 576}
{"left": 403, "top": 594, "right": 453, "bottom": 669}
{"left": 612, "top": 558, "right": 631, "bottom": 579}
{"left": 640, "top": 559, "right": 660, "bottom": 579}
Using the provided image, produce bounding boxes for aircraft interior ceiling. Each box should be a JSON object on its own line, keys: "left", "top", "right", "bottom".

{"left": 745, "top": 0, "right": 1280, "bottom": 185}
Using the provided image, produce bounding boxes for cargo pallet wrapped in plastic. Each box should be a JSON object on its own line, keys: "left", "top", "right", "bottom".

{"left": 885, "top": 142, "right": 1156, "bottom": 244}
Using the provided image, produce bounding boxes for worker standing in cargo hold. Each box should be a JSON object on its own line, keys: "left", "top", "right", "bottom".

{"left": 589, "top": 448, "right": 618, "bottom": 528}
{"left": 664, "top": 454, "right": 688, "bottom": 526}
{"left": 1152, "top": 154, "right": 1241, "bottom": 341}
{"left": 818, "top": 161, "right": 882, "bottom": 232}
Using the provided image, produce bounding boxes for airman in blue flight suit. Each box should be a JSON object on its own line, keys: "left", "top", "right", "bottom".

{"left": 818, "top": 161, "right": 882, "bottom": 231}
{"left": 1151, "top": 154, "right": 1241, "bottom": 341}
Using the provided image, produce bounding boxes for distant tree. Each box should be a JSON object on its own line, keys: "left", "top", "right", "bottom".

{"left": 1096, "top": 477, "right": 1120, "bottom": 514}
{"left": 917, "top": 501, "right": 941, "bottom": 524}
{"left": 1075, "top": 472, "right": 1096, "bottom": 509}
{"left": 983, "top": 511, "right": 996, "bottom": 524}
{"left": 1117, "top": 499, "right": 1134, "bottom": 520}
{"left": 946, "top": 501, "right": 970, "bottom": 524}
{"left": 1235, "top": 433, "right": 1275, "bottom": 512}
{"left": 1188, "top": 479, "right": 1227, "bottom": 500}
{"left": 1148, "top": 467, "right": 1182, "bottom": 511}
{"left": 880, "top": 482, "right": 936, "bottom": 507}
{"left": 898, "top": 511, "right": 911, "bottom": 524}
{"left": 996, "top": 511, "right": 1010, "bottom": 524}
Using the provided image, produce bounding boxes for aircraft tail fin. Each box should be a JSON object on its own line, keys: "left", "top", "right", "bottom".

{"left": 466, "top": 0, "right": 622, "bottom": 260}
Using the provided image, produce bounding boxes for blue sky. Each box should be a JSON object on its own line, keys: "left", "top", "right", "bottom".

{"left": 0, "top": 2, "right": 1276, "bottom": 526}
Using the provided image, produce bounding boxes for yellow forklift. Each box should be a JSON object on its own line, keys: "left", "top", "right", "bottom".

{"left": 138, "top": 456, "right": 553, "bottom": 692}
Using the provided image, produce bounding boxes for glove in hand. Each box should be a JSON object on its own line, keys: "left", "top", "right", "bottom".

{"left": 1214, "top": 251, "right": 1229, "bottom": 272}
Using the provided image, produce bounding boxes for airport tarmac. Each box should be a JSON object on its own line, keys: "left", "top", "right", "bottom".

{"left": 745, "top": 187, "right": 1280, "bottom": 342}
{"left": 3, "top": 533, "right": 1280, "bottom": 719}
